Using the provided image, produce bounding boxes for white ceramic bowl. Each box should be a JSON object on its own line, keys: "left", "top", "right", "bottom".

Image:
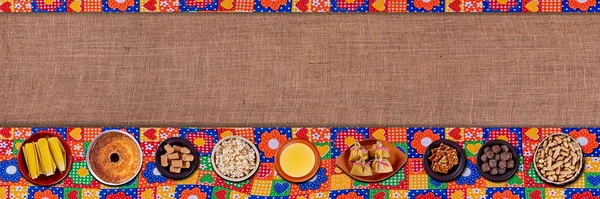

{"left": 86, "top": 129, "right": 143, "bottom": 186}
{"left": 211, "top": 136, "right": 260, "bottom": 182}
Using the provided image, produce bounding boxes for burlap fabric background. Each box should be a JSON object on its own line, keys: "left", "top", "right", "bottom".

{"left": 0, "top": 14, "right": 599, "bottom": 127}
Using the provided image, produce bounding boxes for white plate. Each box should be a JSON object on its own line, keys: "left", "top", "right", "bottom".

{"left": 86, "top": 129, "right": 143, "bottom": 186}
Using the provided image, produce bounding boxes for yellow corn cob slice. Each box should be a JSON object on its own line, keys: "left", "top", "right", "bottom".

{"left": 35, "top": 138, "right": 56, "bottom": 176}
{"left": 34, "top": 142, "right": 46, "bottom": 176}
{"left": 48, "top": 137, "right": 66, "bottom": 172}
{"left": 23, "top": 143, "right": 40, "bottom": 179}
{"left": 32, "top": 143, "right": 42, "bottom": 178}
{"left": 50, "top": 150, "right": 57, "bottom": 171}
{"left": 22, "top": 143, "right": 32, "bottom": 178}
{"left": 23, "top": 143, "right": 32, "bottom": 179}
{"left": 22, "top": 144, "right": 29, "bottom": 172}
{"left": 44, "top": 139, "right": 57, "bottom": 174}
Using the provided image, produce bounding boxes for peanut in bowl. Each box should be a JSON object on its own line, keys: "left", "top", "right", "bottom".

{"left": 533, "top": 133, "right": 584, "bottom": 186}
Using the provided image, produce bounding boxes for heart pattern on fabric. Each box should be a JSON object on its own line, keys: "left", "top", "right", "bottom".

{"left": 466, "top": 143, "right": 482, "bottom": 155}
{"left": 353, "top": 180, "right": 368, "bottom": 187}
{"left": 529, "top": 190, "right": 543, "bottom": 199}
{"left": 451, "top": 190, "right": 464, "bottom": 199}
{"left": 524, "top": 0, "right": 539, "bottom": 12}
{"left": 373, "top": 192, "right": 386, "bottom": 199}
{"left": 199, "top": 174, "right": 214, "bottom": 184}
{"left": 273, "top": 182, "right": 289, "bottom": 194}
{"left": 316, "top": 145, "right": 330, "bottom": 157}
{"left": 143, "top": 128, "right": 157, "bottom": 140}
{"left": 141, "top": 189, "right": 153, "bottom": 199}
{"left": 295, "top": 128, "right": 309, "bottom": 140}
{"left": 0, "top": 2, "right": 10, "bottom": 12}
{"left": 215, "top": 190, "right": 227, "bottom": 199}
{"left": 430, "top": 178, "right": 443, "bottom": 187}
{"left": 0, "top": 128, "right": 10, "bottom": 138}
{"left": 143, "top": 0, "right": 157, "bottom": 11}
{"left": 69, "top": 0, "right": 82, "bottom": 12}
{"left": 449, "top": 128, "right": 462, "bottom": 140}
{"left": 588, "top": 174, "right": 600, "bottom": 187}
{"left": 67, "top": 190, "right": 79, "bottom": 199}
{"left": 448, "top": 0, "right": 461, "bottom": 12}
{"left": 69, "top": 128, "right": 82, "bottom": 140}
{"left": 372, "top": 129, "right": 386, "bottom": 140}
{"left": 507, "top": 175, "right": 523, "bottom": 186}
{"left": 525, "top": 128, "right": 540, "bottom": 140}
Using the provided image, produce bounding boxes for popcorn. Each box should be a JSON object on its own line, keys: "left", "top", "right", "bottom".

{"left": 214, "top": 137, "right": 257, "bottom": 178}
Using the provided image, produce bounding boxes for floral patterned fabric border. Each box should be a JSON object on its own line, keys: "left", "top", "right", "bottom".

{"left": 1, "top": 0, "right": 599, "bottom": 13}
{"left": 0, "top": 127, "right": 599, "bottom": 199}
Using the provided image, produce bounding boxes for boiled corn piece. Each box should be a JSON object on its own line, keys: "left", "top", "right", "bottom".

{"left": 23, "top": 143, "right": 40, "bottom": 179}
{"left": 48, "top": 137, "right": 66, "bottom": 172}
{"left": 35, "top": 138, "right": 56, "bottom": 176}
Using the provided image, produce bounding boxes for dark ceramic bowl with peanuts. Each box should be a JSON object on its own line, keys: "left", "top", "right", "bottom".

{"left": 155, "top": 137, "right": 198, "bottom": 179}
{"left": 422, "top": 139, "right": 466, "bottom": 182}
{"left": 533, "top": 133, "right": 584, "bottom": 186}
{"left": 476, "top": 139, "right": 519, "bottom": 182}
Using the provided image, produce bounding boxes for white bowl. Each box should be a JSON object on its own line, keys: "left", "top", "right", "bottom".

{"left": 86, "top": 129, "right": 143, "bottom": 186}
{"left": 211, "top": 136, "right": 260, "bottom": 182}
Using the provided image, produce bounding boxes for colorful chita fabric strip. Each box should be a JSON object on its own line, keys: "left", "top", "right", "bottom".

{"left": 0, "top": 0, "right": 599, "bottom": 12}
{"left": 0, "top": 127, "right": 599, "bottom": 199}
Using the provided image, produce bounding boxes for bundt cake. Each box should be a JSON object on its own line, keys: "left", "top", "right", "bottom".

{"left": 87, "top": 131, "right": 142, "bottom": 185}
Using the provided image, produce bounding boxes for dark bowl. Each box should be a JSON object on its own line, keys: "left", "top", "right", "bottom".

{"left": 423, "top": 139, "right": 467, "bottom": 182}
{"left": 475, "top": 139, "right": 519, "bottom": 182}
{"left": 155, "top": 137, "right": 199, "bottom": 179}
{"left": 17, "top": 132, "right": 73, "bottom": 186}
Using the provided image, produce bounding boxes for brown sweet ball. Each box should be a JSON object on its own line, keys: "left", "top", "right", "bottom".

{"left": 506, "top": 159, "right": 515, "bottom": 169}
{"left": 482, "top": 162, "right": 491, "bottom": 172}
{"left": 490, "top": 168, "right": 498, "bottom": 175}
{"left": 489, "top": 159, "right": 497, "bottom": 168}
{"left": 486, "top": 151, "right": 495, "bottom": 159}
{"left": 498, "top": 160, "right": 506, "bottom": 169}
{"left": 481, "top": 155, "right": 488, "bottom": 162}
{"left": 498, "top": 167, "right": 506, "bottom": 175}
{"left": 494, "top": 154, "right": 500, "bottom": 161}
{"left": 492, "top": 145, "right": 501, "bottom": 153}
{"left": 501, "top": 145, "right": 509, "bottom": 152}
{"left": 501, "top": 152, "right": 511, "bottom": 161}
{"left": 484, "top": 147, "right": 491, "bottom": 153}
